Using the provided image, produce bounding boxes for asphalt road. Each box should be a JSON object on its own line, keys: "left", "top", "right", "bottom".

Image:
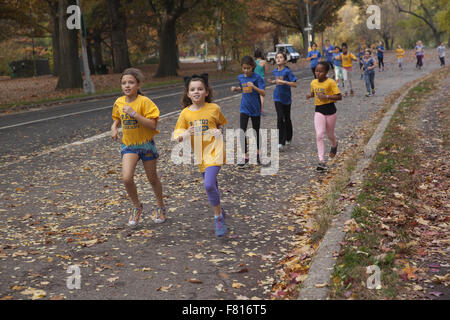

{"left": 0, "top": 70, "right": 310, "bottom": 166}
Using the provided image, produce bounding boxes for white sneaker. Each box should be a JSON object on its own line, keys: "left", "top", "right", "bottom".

{"left": 286, "top": 140, "right": 291, "bottom": 146}
{"left": 278, "top": 144, "right": 283, "bottom": 149}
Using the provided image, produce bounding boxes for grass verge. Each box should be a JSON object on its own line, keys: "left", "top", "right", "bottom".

{"left": 329, "top": 67, "right": 448, "bottom": 300}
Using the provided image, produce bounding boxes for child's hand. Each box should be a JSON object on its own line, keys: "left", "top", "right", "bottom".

{"left": 111, "top": 127, "right": 119, "bottom": 140}
{"left": 317, "top": 92, "right": 328, "bottom": 100}
{"left": 123, "top": 105, "right": 134, "bottom": 116}
{"left": 275, "top": 78, "right": 285, "bottom": 85}
{"left": 306, "top": 93, "right": 313, "bottom": 99}
{"left": 210, "top": 128, "right": 223, "bottom": 137}
{"left": 246, "top": 82, "right": 255, "bottom": 88}
{"left": 183, "top": 126, "right": 195, "bottom": 138}
{"left": 231, "top": 86, "right": 239, "bottom": 93}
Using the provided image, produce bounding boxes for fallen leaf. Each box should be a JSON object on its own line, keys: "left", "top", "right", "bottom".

{"left": 232, "top": 282, "right": 246, "bottom": 289}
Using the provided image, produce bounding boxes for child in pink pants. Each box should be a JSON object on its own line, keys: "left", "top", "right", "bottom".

{"left": 306, "top": 62, "right": 342, "bottom": 171}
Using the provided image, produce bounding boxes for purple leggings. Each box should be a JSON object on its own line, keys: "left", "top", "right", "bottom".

{"left": 201, "top": 166, "right": 221, "bottom": 206}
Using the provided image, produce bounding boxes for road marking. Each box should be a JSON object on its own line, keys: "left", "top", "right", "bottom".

{"left": 0, "top": 81, "right": 239, "bottom": 131}
{"left": 0, "top": 94, "right": 241, "bottom": 169}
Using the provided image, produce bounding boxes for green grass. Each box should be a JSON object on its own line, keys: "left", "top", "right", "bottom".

{"left": 329, "top": 70, "right": 444, "bottom": 300}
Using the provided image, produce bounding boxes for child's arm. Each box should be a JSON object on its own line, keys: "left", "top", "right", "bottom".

{"left": 306, "top": 89, "right": 314, "bottom": 99}
{"left": 176, "top": 126, "right": 195, "bottom": 142}
{"left": 231, "top": 86, "right": 242, "bottom": 93}
{"left": 111, "top": 119, "right": 121, "bottom": 140}
{"left": 123, "top": 105, "right": 157, "bottom": 130}
{"left": 247, "top": 82, "right": 265, "bottom": 97}
{"left": 275, "top": 78, "right": 297, "bottom": 88}
{"left": 317, "top": 92, "right": 342, "bottom": 101}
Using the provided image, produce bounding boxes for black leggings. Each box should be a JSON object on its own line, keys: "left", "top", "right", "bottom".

{"left": 240, "top": 113, "right": 261, "bottom": 153}
{"left": 275, "top": 102, "right": 293, "bottom": 145}
{"left": 311, "top": 67, "right": 316, "bottom": 78}
{"left": 378, "top": 57, "right": 384, "bottom": 69}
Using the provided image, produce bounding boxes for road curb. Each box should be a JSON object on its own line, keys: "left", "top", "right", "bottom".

{"left": 297, "top": 71, "right": 436, "bottom": 300}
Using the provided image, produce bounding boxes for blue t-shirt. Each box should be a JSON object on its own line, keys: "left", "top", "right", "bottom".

{"left": 376, "top": 46, "right": 384, "bottom": 58}
{"left": 307, "top": 50, "right": 322, "bottom": 68}
{"left": 332, "top": 52, "right": 342, "bottom": 67}
{"left": 272, "top": 67, "right": 297, "bottom": 105}
{"left": 362, "top": 57, "right": 375, "bottom": 73}
{"left": 238, "top": 73, "right": 265, "bottom": 116}
{"left": 323, "top": 45, "right": 335, "bottom": 62}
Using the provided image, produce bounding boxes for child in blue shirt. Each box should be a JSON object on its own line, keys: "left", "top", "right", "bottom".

{"left": 333, "top": 46, "right": 344, "bottom": 89}
{"left": 376, "top": 41, "right": 385, "bottom": 71}
{"left": 307, "top": 43, "right": 322, "bottom": 78}
{"left": 269, "top": 52, "right": 297, "bottom": 149}
{"left": 231, "top": 56, "right": 266, "bottom": 165}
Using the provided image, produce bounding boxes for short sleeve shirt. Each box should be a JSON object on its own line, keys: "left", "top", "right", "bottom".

{"left": 310, "top": 78, "right": 341, "bottom": 106}
{"left": 112, "top": 95, "right": 160, "bottom": 147}
{"left": 307, "top": 50, "right": 322, "bottom": 68}
{"left": 174, "top": 103, "right": 227, "bottom": 172}
{"left": 272, "top": 67, "right": 297, "bottom": 105}
{"left": 238, "top": 73, "right": 265, "bottom": 117}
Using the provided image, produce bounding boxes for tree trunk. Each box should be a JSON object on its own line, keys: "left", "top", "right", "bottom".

{"left": 92, "top": 34, "right": 103, "bottom": 68}
{"left": 155, "top": 16, "right": 178, "bottom": 77}
{"left": 107, "top": 0, "right": 131, "bottom": 73}
{"left": 47, "top": 0, "right": 60, "bottom": 76}
{"left": 56, "top": 0, "right": 82, "bottom": 89}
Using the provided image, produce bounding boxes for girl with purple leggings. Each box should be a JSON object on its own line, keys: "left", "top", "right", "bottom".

{"left": 174, "top": 74, "right": 228, "bottom": 237}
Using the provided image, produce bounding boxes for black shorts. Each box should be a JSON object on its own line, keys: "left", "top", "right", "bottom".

{"left": 315, "top": 103, "right": 337, "bottom": 116}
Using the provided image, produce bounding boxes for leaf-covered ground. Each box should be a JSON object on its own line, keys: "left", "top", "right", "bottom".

{"left": 329, "top": 67, "right": 449, "bottom": 300}
{"left": 0, "top": 58, "right": 440, "bottom": 300}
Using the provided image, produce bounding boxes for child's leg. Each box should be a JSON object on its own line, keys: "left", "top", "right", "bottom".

{"left": 122, "top": 153, "right": 141, "bottom": 208}
{"left": 347, "top": 71, "right": 353, "bottom": 91}
{"left": 364, "top": 72, "right": 371, "bottom": 93}
{"left": 370, "top": 72, "right": 375, "bottom": 90}
{"left": 283, "top": 103, "right": 293, "bottom": 142}
{"left": 275, "top": 102, "right": 286, "bottom": 145}
{"left": 142, "top": 159, "right": 165, "bottom": 208}
{"left": 239, "top": 113, "right": 250, "bottom": 156}
{"left": 202, "top": 166, "right": 222, "bottom": 216}
{"left": 260, "top": 95, "right": 265, "bottom": 113}
{"left": 325, "top": 113, "right": 338, "bottom": 148}
{"left": 314, "top": 112, "right": 327, "bottom": 163}
{"left": 250, "top": 116, "right": 261, "bottom": 152}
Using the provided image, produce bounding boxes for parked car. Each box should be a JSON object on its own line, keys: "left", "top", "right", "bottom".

{"left": 266, "top": 44, "right": 300, "bottom": 64}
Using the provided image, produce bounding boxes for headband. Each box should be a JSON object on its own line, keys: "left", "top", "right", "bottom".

{"left": 184, "top": 73, "right": 209, "bottom": 88}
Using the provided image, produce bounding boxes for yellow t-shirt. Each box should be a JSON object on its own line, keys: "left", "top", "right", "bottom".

{"left": 174, "top": 103, "right": 227, "bottom": 173}
{"left": 396, "top": 48, "right": 405, "bottom": 58}
{"left": 341, "top": 52, "right": 357, "bottom": 68}
{"left": 310, "top": 78, "right": 341, "bottom": 106}
{"left": 112, "top": 95, "right": 160, "bottom": 146}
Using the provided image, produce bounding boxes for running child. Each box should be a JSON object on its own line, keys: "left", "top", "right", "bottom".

{"left": 396, "top": 45, "right": 405, "bottom": 70}
{"left": 254, "top": 48, "right": 268, "bottom": 114}
{"left": 111, "top": 68, "right": 166, "bottom": 227}
{"left": 306, "top": 61, "right": 342, "bottom": 172}
{"left": 333, "top": 46, "right": 344, "bottom": 89}
{"left": 376, "top": 41, "right": 385, "bottom": 71}
{"left": 415, "top": 40, "right": 424, "bottom": 69}
{"left": 358, "top": 46, "right": 365, "bottom": 79}
{"left": 268, "top": 52, "right": 297, "bottom": 149}
{"left": 336, "top": 43, "right": 357, "bottom": 97}
{"left": 174, "top": 74, "right": 228, "bottom": 237}
{"left": 231, "top": 56, "right": 266, "bottom": 166}
{"left": 307, "top": 43, "right": 322, "bottom": 78}
{"left": 362, "top": 49, "right": 377, "bottom": 97}
{"left": 437, "top": 42, "right": 446, "bottom": 67}
{"left": 323, "top": 40, "right": 335, "bottom": 76}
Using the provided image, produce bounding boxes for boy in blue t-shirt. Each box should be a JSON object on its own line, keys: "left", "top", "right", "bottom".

{"left": 307, "top": 43, "right": 322, "bottom": 78}
{"left": 376, "top": 41, "right": 385, "bottom": 71}
{"left": 269, "top": 52, "right": 297, "bottom": 148}
{"left": 323, "top": 40, "right": 335, "bottom": 75}
{"left": 231, "top": 56, "right": 266, "bottom": 165}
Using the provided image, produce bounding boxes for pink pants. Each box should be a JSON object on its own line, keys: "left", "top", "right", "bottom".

{"left": 314, "top": 112, "right": 337, "bottom": 162}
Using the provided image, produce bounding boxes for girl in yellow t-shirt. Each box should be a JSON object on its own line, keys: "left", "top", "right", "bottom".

{"left": 111, "top": 68, "right": 166, "bottom": 227}
{"left": 173, "top": 74, "right": 228, "bottom": 237}
{"left": 396, "top": 45, "right": 405, "bottom": 70}
{"left": 306, "top": 62, "right": 342, "bottom": 172}
{"left": 335, "top": 43, "right": 357, "bottom": 97}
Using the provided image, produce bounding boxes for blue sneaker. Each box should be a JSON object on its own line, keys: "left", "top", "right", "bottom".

{"left": 214, "top": 213, "right": 226, "bottom": 237}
